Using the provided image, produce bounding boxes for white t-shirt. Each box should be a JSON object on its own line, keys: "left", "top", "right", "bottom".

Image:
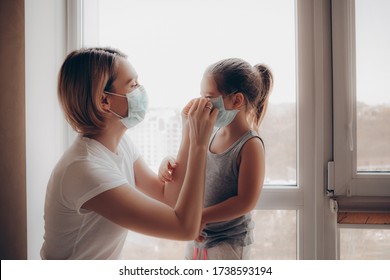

{"left": 40, "top": 134, "right": 140, "bottom": 260}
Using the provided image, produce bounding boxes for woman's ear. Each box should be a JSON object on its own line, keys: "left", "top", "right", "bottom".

{"left": 101, "top": 93, "right": 111, "bottom": 111}
{"left": 232, "top": 92, "right": 245, "bottom": 108}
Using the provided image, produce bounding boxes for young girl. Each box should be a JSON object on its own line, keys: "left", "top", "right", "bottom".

{"left": 41, "top": 47, "right": 218, "bottom": 259}
{"left": 161, "top": 58, "right": 273, "bottom": 260}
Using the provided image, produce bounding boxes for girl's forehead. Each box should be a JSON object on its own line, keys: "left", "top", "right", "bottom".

{"left": 201, "top": 74, "right": 222, "bottom": 97}
{"left": 201, "top": 74, "right": 217, "bottom": 89}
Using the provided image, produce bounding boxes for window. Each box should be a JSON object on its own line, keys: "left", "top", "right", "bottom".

{"left": 26, "top": 0, "right": 386, "bottom": 260}
{"left": 82, "top": 0, "right": 302, "bottom": 259}
{"left": 355, "top": 0, "right": 390, "bottom": 173}
{"left": 122, "top": 210, "right": 297, "bottom": 259}
{"left": 339, "top": 226, "right": 390, "bottom": 260}
{"left": 332, "top": 0, "right": 390, "bottom": 260}
{"left": 66, "top": 0, "right": 338, "bottom": 260}
{"left": 85, "top": 0, "right": 297, "bottom": 186}
{"left": 332, "top": 0, "right": 390, "bottom": 197}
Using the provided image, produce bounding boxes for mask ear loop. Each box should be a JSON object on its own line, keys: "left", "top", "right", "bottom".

{"left": 104, "top": 91, "right": 127, "bottom": 119}
{"left": 104, "top": 91, "right": 127, "bottom": 98}
{"left": 108, "top": 109, "right": 124, "bottom": 119}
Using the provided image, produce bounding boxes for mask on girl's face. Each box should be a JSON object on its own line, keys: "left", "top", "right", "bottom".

{"left": 209, "top": 95, "right": 239, "bottom": 128}
{"left": 104, "top": 85, "right": 149, "bottom": 129}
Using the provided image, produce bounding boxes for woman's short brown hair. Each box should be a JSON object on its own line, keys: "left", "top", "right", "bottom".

{"left": 58, "top": 47, "right": 127, "bottom": 136}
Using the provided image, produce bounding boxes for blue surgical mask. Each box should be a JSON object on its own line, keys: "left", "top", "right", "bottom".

{"left": 209, "top": 96, "right": 239, "bottom": 128}
{"left": 104, "top": 85, "right": 149, "bottom": 129}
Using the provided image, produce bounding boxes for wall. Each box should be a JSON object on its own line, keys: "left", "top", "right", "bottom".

{"left": 0, "top": 0, "right": 27, "bottom": 259}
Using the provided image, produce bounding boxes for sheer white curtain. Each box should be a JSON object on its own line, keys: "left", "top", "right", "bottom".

{"left": 25, "top": 0, "right": 68, "bottom": 259}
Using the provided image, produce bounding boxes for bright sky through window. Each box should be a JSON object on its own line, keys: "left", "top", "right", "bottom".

{"left": 97, "top": 0, "right": 296, "bottom": 109}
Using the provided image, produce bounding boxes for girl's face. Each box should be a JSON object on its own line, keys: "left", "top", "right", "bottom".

{"left": 200, "top": 73, "right": 236, "bottom": 110}
{"left": 108, "top": 58, "right": 139, "bottom": 117}
{"left": 200, "top": 73, "right": 221, "bottom": 99}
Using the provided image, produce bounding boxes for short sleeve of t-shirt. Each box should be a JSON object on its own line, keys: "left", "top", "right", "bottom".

{"left": 60, "top": 135, "right": 140, "bottom": 214}
{"left": 61, "top": 159, "right": 127, "bottom": 214}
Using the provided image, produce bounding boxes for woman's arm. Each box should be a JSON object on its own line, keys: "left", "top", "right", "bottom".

{"left": 81, "top": 145, "right": 206, "bottom": 240}
{"left": 202, "top": 137, "right": 265, "bottom": 225}
{"left": 132, "top": 156, "right": 166, "bottom": 202}
{"left": 83, "top": 98, "right": 218, "bottom": 240}
{"left": 161, "top": 121, "right": 190, "bottom": 207}
{"left": 131, "top": 100, "right": 192, "bottom": 207}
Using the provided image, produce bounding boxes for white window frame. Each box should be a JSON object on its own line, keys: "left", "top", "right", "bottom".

{"left": 332, "top": 0, "right": 390, "bottom": 197}
{"left": 71, "top": 0, "right": 336, "bottom": 260}
{"left": 332, "top": 0, "right": 390, "bottom": 260}
{"left": 295, "top": 0, "right": 335, "bottom": 259}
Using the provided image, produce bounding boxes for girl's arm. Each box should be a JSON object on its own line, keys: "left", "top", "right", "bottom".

{"left": 82, "top": 99, "right": 218, "bottom": 241}
{"left": 202, "top": 137, "right": 265, "bottom": 225}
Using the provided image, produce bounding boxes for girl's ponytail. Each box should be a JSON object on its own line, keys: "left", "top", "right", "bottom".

{"left": 252, "top": 64, "right": 274, "bottom": 129}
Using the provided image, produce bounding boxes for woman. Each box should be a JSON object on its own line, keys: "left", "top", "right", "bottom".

{"left": 40, "top": 47, "right": 218, "bottom": 259}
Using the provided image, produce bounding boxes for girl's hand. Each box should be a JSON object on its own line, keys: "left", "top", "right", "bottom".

{"left": 158, "top": 155, "right": 177, "bottom": 183}
{"left": 187, "top": 98, "right": 218, "bottom": 148}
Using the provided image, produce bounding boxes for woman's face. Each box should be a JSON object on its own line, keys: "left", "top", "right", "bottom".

{"left": 108, "top": 58, "right": 139, "bottom": 118}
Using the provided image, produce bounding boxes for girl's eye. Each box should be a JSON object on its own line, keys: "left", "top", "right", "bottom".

{"left": 200, "top": 92, "right": 211, "bottom": 99}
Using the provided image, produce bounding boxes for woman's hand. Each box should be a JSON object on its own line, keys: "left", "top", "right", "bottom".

{"left": 158, "top": 155, "right": 177, "bottom": 183}
{"left": 187, "top": 98, "right": 218, "bottom": 148}
{"left": 195, "top": 223, "right": 206, "bottom": 242}
{"left": 181, "top": 99, "right": 195, "bottom": 124}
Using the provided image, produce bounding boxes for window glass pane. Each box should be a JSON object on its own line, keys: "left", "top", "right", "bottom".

{"left": 355, "top": 0, "right": 390, "bottom": 173}
{"left": 122, "top": 210, "right": 297, "bottom": 259}
{"left": 340, "top": 228, "right": 390, "bottom": 260}
{"left": 251, "top": 210, "right": 297, "bottom": 259}
{"left": 94, "top": 0, "right": 297, "bottom": 185}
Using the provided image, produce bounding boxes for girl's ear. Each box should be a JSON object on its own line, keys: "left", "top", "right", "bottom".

{"left": 232, "top": 92, "right": 245, "bottom": 108}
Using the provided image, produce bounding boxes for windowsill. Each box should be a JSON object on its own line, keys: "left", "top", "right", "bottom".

{"left": 338, "top": 212, "right": 390, "bottom": 225}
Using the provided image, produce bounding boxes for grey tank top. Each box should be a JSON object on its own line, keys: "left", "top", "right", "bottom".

{"left": 196, "top": 129, "right": 264, "bottom": 249}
